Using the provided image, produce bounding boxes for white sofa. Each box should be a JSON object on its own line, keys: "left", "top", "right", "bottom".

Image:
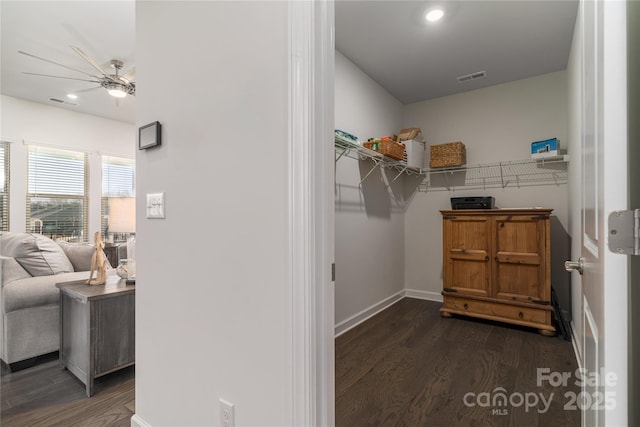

{"left": 0, "top": 232, "right": 113, "bottom": 369}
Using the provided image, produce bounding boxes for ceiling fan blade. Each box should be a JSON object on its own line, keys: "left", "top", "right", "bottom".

{"left": 70, "top": 46, "right": 109, "bottom": 76}
{"left": 22, "top": 71, "right": 101, "bottom": 84}
{"left": 18, "top": 50, "right": 102, "bottom": 80}
{"left": 75, "top": 86, "right": 103, "bottom": 93}
{"left": 121, "top": 66, "right": 135, "bottom": 82}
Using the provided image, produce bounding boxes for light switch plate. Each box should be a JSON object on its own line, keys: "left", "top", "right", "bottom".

{"left": 146, "top": 192, "right": 165, "bottom": 219}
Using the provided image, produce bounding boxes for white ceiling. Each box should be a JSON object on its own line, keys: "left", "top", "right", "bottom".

{"left": 336, "top": 0, "right": 579, "bottom": 103}
{"left": 1, "top": 1, "right": 578, "bottom": 125}
{"left": 1, "top": 1, "right": 136, "bottom": 124}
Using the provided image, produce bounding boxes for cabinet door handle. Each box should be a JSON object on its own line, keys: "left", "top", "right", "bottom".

{"left": 518, "top": 312, "right": 524, "bottom": 319}
{"left": 463, "top": 303, "right": 469, "bottom": 310}
{"left": 485, "top": 256, "right": 489, "bottom": 262}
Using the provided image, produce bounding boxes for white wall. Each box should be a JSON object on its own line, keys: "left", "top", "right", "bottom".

{"left": 334, "top": 51, "right": 405, "bottom": 330}
{"left": 0, "top": 95, "right": 135, "bottom": 237}
{"left": 134, "top": 2, "right": 291, "bottom": 426}
{"left": 403, "top": 71, "right": 569, "bottom": 300}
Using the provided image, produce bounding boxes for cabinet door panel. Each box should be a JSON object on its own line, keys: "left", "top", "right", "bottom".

{"left": 443, "top": 217, "right": 491, "bottom": 297}
{"left": 494, "top": 216, "right": 547, "bottom": 302}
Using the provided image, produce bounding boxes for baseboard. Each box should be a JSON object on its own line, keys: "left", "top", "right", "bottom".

{"left": 404, "top": 289, "right": 443, "bottom": 302}
{"left": 131, "top": 414, "right": 152, "bottom": 427}
{"left": 2, "top": 351, "right": 59, "bottom": 373}
{"left": 334, "top": 290, "right": 404, "bottom": 338}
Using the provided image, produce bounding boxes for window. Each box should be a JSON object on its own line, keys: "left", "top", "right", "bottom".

{"left": 0, "top": 142, "right": 9, "bottom": 231}
{"left": 101, "top": 155, "right": 135, "bottom": 242}
{"left": 26, "top": 145, "right": 88, "bottom": 242}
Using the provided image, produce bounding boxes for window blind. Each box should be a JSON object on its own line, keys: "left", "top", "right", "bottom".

{"left": 102, "top": 156, "right": 135, "bottom": 197}
{"left": 101, "top": 155, "right": 135, "bottom": 241}
{"left": 0, "top": 142, "right": 9, "bottom": 231}
{"left": 26, "top": 145, "right": 88, "bottom": 242}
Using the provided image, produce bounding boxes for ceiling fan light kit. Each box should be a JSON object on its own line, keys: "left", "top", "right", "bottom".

{"left": 105, "top": 82, "right": 133, "bottom": 98}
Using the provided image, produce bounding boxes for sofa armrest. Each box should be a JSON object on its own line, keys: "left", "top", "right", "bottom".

{"left": 0, "top": 257, "right": 32, "bottom": 287}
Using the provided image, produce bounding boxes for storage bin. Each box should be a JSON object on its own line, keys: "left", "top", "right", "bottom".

{"left": 430, "top": 141, "right": 466, "bottom": 168}
{"left": 405, "top": 139, "right": 426, "bottom": 169}
{"left": 396, "top": 128, "right": 422, "bottom": 142}
{"left": 363, "top": 139, "right": 405, "bottom": 161}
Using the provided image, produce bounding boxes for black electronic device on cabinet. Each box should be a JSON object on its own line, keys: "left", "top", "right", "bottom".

{"left": 450, "top": 196, "right": 495, "bottom": 210}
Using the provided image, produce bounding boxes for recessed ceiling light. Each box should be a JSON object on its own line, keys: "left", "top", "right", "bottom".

{"left": 425, "top": 8, "right": 445, "bottom": 22}
{"left": 66, "top": 94, "right": 78, "bottom": 100}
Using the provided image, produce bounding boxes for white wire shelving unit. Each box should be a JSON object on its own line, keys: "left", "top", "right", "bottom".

{"left": 335, "top": 138, "right": 569, "bottom": 192}
{"left": 334, "top": 138, "right": 423, "bottom": 184}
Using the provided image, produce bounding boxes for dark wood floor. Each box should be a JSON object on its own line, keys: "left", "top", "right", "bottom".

{"left": 336, "top": 298, "right": 581, "bottom": 427}
{"left": 2, "top": 298, "right": 580, "bottom": 426}
{"left": 1, "top": 352, "right": 135, "bottom": 426}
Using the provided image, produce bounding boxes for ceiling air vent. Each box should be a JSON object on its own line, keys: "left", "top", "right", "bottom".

{"left": 457, "top": 70, "right": 487, "bottom": 83}
{"left": 48, "top": 97, "right": 77, "bottom": 106}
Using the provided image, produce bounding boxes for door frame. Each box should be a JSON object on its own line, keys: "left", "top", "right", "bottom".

{"left": 600, "top": 1, "right": 629, "bottom": 424}
{"left": 295, "top": 1, "right": 631, "bottom": 425}
{"left": 289, "top": 1, "right": 335, "bottom": 425}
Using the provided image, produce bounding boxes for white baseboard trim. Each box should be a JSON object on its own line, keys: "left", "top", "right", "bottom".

{"left": 404, "top": 289, "right": 443, "bottom": 302}
{"left": 334, "top": 290, "right": 405, "bottom": 338}
{"left": 131, "top": 414, "right": 152, "bottom": 427}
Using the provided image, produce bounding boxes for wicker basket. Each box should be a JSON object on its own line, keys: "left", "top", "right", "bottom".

{"left": 396, "top": 128, "right": 422, "bottom": 142}
{"left": 430, "top": 141, "right": 466, "bottom": 168}
{"left": 363, "top": 140, "right": 405, "bottom": 161}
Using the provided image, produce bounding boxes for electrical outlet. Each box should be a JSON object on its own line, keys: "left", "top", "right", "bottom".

{"left": 219, "top": 399, "right": 234, "bottom": 427}
{"left": 146, "top": 192, "right": 165, "bottom": 219}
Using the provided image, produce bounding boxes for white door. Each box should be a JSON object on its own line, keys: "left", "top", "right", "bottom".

{"left": 568, "top": 1, "right": 628, "bottom": 426}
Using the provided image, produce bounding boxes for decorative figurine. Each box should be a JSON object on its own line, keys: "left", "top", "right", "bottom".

{"left": 87, "top": 231, "right": 108, "bottom": 285}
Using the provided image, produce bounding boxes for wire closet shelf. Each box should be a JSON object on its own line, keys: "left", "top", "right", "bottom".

{"left": 334, "top": 138, "right": 569, "bottom": 192}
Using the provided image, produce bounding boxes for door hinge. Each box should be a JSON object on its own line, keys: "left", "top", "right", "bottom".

{"left": 331, "top": 263, "right": 335, "bottom": 281}
{"left": 608, "top": 209, "right": 640, "bottom": 255}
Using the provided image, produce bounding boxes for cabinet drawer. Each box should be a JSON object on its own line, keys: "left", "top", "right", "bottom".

{"left": 442, "top": 295, "right": 551, "bottom": 326}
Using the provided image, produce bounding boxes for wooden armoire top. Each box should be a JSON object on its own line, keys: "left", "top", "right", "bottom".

{"left": 440, "top": 208, "right": 553, "bottom": 215}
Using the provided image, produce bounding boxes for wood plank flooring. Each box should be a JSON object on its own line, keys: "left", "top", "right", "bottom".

{"left": 1, "top": 352, "right": 134, "bottom": 426}
{"left": 2, "top": 298, "right": 580, "bottom": 426}
{"left": 336, "top": 298, "right": 581, "bottom": 427}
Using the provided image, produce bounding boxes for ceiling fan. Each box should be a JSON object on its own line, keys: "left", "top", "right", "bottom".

{"left": 19, "top": 46, "right": 135, "bottom": 99}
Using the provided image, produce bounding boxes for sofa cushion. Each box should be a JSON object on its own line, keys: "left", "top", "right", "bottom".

{"left": 2, "top": 271, "right": 91, "bottom": 313}
{"left": 56, "top": 241, "right": 99, "bottom": 272}
{"left": 0, "top": 257, "right": 32, "bottom": 286}
{"left": 0, "top": 233, "right": 74, "bottom": 276}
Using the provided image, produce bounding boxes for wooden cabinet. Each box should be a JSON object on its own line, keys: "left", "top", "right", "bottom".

{"left": 440, "top": 209, "right": 555, "bottom": 335}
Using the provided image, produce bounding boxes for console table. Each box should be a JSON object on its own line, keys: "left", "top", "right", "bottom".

{"left": 56, "top": 275, "right": 135, "bottom": 397}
